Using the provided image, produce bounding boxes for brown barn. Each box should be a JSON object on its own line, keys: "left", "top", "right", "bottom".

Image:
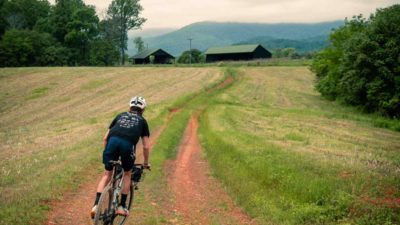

{"left": 132, "top": 48, "right": 175, "bottom": 64}
{"left": 205, "top": 44, "right": 272, "bottom": 62}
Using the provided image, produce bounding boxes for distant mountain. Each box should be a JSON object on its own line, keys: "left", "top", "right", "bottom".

{"left": 235, "top": 35, "right": 329, "bottom": 53}
{"left": 128, "top": 27, "right": 177, "bottom": 38}
{"left": 127, "top": 21, "right": 343, "bottom": 56}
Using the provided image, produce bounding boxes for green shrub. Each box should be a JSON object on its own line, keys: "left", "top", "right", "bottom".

{"left": 311, "top": 5, "right": 400, "bottom": 118}
{"left": 0, "top": 29, "right": 68, "bottom": 66}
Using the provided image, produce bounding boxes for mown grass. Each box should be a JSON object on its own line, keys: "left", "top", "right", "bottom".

{"left": 80, "top": 79, "right": 109, "bottom": 90}
{"left": 0, "top": 133, "right": 103, "bottom": 224}
{"left": 0, "top": 67, "right": 223, "bottom": 225}
{"left": 29, "top": 87, "right": 50, "bottom": 99}
{"left": 199, "top": 67, "right": 400, "bottom": 224}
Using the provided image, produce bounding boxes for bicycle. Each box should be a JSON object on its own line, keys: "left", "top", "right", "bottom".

{"left": 93, "top": 161, "right": 148, "bottom": 225}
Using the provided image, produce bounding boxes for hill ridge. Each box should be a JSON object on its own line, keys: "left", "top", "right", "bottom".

{"left": 128, "top": 20, "right": 343, "bottom": 56}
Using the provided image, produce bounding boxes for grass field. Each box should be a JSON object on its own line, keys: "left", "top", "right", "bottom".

{"left": 199, "top": 67, "right": 400, "bottom": 224}
{"left": 0, "top": 66, "right": 399, "bottom": 225}
{"left": 0, "top": 67, "right": 223, "bottom": 224}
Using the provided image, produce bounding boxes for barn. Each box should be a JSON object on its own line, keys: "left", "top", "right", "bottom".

{"left": 132, "top": 48, "right": 175, "bottom": 64}
{"left": 205, "top": 44, "right": 272, "bottom": 62}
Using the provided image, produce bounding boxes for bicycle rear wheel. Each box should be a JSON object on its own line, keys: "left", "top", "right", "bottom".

{"left": 94, "top": 185, "right": 113, "bottom": 225}
{"left": 112, "top": 185, "right": 134, "bottom": 225}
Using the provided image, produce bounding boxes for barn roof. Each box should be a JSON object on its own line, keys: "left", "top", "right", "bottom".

{"left": 133, "top": 48, "right": 175, "bottom": 59}
{"left": 133, "top": 49, "right": 159, "bottom": 59}
{"left": 205, "top": 44, "right": 262, "bottom": 55}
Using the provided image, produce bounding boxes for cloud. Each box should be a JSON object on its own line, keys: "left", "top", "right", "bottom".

{"left": 48, "top": 0, "right": 399, "bottom": 28}
{"left": 140, "top": 0, "right": 398, "bottom": 27}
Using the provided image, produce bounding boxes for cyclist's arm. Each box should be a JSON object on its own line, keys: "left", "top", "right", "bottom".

{"left": 142, "top": 136, "right": 150, "bottom": 167}
{"left": 103, "top": 114, "right": 120, "bottom": 147}
{"left": 103, "top": 129, "right": 110, "bottom": 147}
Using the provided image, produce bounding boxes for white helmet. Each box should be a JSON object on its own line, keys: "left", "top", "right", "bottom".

{"left": 129, "top": 96, "right": 147, "bottom": 110}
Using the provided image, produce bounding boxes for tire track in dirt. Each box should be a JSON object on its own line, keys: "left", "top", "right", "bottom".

{"left": 45, "top": 109, "right": 179, "bottom": 225}
{"left": 167, "top": 115, "right": 257, "bottom": 225}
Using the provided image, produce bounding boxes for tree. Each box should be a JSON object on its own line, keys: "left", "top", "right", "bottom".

{"left": 311, "top": 5, "right": 400, "bottom": 117}
{"left": 1, "top": 0, "right": 50, "bottom": 30}
{"left": 133, "top": 36, "right": 145, "bottom": 53}
{"left": 64, "top": 5, "right": 99, "bottom": 65}
{"left": 91, "top": 19, "right": 122, "bottom": 65}
{"left": 272, "top": 48, "right": 297, "bottom": 58}
{"left": 149, "top": 55, "right": 155, "bottom": 64}
{"left": 178, "top": 49, "right": 204, "bottom": 64}
{"left": 99, "top": 18, "right": 119, "bottom": 48}
{"left": 47, "top": 0, "right": 101, "bottom": 65}
{"left": 52, "top": 0, "right": 85, "bottom": 44}
{"left": 311, "top": 15, "right": 368, "bottom": 100}
{"left": 0, "top": 0, "right": 7, "bottom": 38}
{"left": 89, "top": 39, "right": 120, "bottom": 66}
{"left": 0, "top": 29, "right": 68, "bottom": 66}
{"left": 107, "top": 0, "right": 146, "bottom": 65}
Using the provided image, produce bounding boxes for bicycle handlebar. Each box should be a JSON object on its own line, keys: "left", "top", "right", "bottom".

{"left": 134, "top": 163, "right": 151, "bottom": 171}
{"left": 108, "top": 161, "right": 151, "bottom": 171}
{"left": 109, "top": 160, "right": 122, "bottom": 166}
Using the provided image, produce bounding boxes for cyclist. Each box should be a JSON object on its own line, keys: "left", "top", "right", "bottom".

{"left": 91, "top": 96, "right": 150, "bottom": 218}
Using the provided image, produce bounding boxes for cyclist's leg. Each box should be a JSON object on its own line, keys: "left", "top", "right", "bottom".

{"left": 120, "top": 139, "right": 135, "bottom": 195}
{"left": 94, "top": 137, "right": 118, "bottom": 202}
{"left": 121, "top": 147, "right": 135, "bottom": 194}
{"left": 91, "top": 138, "right": 119, "bottom": 218}
{"left": 118, "top": 139, "right": 135, "bottom": 214}
{"left": 122, "top": 171, "right": 131, "bottom": 194}
{"left": 96, "top": 170, "right": 112, "bottom": 193}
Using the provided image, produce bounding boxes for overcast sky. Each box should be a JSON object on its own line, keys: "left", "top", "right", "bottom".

{"left": 50, "top": 0, "right": 399, "bottom": 29}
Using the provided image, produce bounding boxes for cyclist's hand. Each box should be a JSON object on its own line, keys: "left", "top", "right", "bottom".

{"left": 143, "top": 163, "right": 151, "bottom": 171}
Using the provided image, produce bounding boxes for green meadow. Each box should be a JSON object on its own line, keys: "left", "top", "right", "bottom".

{"left": 0, "top": 66, "right": 399, "bottom": 225}
{"left": 199, "top": 67, "right": 400, "bottom": 224}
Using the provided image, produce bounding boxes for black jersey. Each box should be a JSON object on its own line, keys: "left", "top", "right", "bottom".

{"left": 108, "top": 112, "right": 150, "bottom": 145}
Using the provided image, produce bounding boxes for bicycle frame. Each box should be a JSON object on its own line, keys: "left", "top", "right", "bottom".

{"left": 94, "top": 161, "right": 146, "bottom": 225}
{"left": 110, "top": 164, "right": 124, "bottom": 221}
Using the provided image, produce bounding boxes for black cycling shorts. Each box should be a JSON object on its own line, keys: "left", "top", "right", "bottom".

{"left": 103, "top": 136, "right": 135, "bottom": 171}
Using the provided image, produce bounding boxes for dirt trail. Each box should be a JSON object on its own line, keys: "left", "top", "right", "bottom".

{"left": 45, "top": 110, "right": 175, "bottom": 225}
{"left": 168, "top": 116, "right": 256, "bottom": 225}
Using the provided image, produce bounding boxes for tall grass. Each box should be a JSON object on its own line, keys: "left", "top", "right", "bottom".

{"left": 198, "top": 67, "right": 400, "bottom": 224}
{"left": 199, "top": 110, "right": 356, "bottom": 224}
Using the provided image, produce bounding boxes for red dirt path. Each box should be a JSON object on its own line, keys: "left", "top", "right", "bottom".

{"left": 208, "top": 76, "right": 234, "bottom": 93}
{"left": 168, "top": 116, "right": 257, "bottom": 225}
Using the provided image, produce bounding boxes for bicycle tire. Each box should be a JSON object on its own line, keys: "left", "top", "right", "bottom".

{"left": 113, "top": 184, "right": 134, "bottom": 225}
{"left": 94, "top": 185, "right": 113, "bottom": 225}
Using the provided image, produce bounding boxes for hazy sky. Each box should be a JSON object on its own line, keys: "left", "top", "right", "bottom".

{"left": 49, "top": 0, "right": 399, "bottom": 29}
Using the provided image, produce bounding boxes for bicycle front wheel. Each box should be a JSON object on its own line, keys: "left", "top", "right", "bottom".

{"left": 113, "top": 184, "right": 134, "bottom": 225}
{"left": 94, "top": 185, "right": 113, "bottom": 225}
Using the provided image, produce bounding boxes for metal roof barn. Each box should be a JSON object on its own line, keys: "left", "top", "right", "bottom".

{"left": 205, "top": 44, "right": 272, "bottom": 62}
{"left": 132, "top": 49, "right": 175, "bottom": 64}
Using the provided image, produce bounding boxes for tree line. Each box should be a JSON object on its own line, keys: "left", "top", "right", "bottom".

{"left": 0, "top": 0, "right": 145, "bottom": 66}
{"left": 311, "top": 5, "right": 400, "bottom": 118}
